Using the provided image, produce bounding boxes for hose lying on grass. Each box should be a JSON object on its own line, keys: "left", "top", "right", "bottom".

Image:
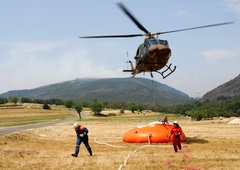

{"left": 94, "top": 138, "right": 199, "bottom": 170}
{"left": 94, "top": 138, "right": 126, "bottom": 148}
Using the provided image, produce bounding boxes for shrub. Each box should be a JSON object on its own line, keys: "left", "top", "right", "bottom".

{"left": 43, "top": 103, "right": 51, "bottom": 110}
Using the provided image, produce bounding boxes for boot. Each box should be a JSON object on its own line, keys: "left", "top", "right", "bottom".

{"left": 174, "top": 146, "right": 178, "bottom": 153}
{"left": 178, "top": 144, "right": 182, "bottom": 150}
{"left": 71, "top": 153, "right": 78, "bottom": 157}
{"left": 87, "top": 147, "right": 92, "bottom": 156}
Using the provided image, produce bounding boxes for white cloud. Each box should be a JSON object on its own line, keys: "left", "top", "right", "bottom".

{"left": 175, "top": 10, "right": 188, "bottom": 17}
{"left": 201, "top": 48, "right": 238, "bottom": 61}
{"left": 11, "top": 41, "right": 66, "bottom": 53}
{"left": 0, "top": 40, "right": 125, "bottom": 93}
{"left": 223, "top": 0, "right": 240, "bottom": 16}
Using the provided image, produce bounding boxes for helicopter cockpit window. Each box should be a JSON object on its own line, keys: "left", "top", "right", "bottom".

{"left": 145, "top": 39, "right": 158, "bottom": 49}
{"left": 148, "top": 40, "right": 158, "bottom": 46}
{"left": 146, "top": 39, "right": 169, "bottom": 48}
{"left": 158, "top": 39, "right": 169, "bottom": 46}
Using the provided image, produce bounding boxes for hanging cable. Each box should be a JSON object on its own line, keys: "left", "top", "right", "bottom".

{"left": 151, "top": 76, "right": 157, "bottom": 106}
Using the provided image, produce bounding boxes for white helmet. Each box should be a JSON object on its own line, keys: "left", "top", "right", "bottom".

{"left": 173, "top": 121, "right": 178, "bottom": 124}
{"left": 73, "top": 123, "right": 79, "bottom": 130}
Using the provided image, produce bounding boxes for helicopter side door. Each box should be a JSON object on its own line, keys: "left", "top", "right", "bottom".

{"left": 135, "top": 43, "right": 145, "bottom": 65}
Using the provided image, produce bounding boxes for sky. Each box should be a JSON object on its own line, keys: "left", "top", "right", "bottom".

{"left": 0, "top": 0, "right": 239, "bottom": 98}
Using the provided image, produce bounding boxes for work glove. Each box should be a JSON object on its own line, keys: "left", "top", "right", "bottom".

{"left": 79, "top": 134, "right": 84, "bottom": 137}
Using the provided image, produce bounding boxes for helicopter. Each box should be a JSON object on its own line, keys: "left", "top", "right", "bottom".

{"left": 80, "top": 2, "right": 234, "bottom": 79}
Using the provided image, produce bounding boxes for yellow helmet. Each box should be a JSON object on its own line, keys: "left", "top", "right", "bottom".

{"left": 73, "top": 123, "right": 79, "bottom": 130}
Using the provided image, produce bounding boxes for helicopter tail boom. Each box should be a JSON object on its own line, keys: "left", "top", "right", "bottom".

{"left": 122, "top": 70, "right": 138, "bottom": 78}
{"left": 123, "top": 60, "right": 135, "bottom": 72}
{"left": 123, "top": 70, "right": 134, "bottom": 72}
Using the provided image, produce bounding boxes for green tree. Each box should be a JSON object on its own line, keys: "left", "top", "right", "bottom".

{"left": 64, "top": 100, "right": 73, "bottom": 110}
{"left": 237, "top": 108, "right": 240, "bottom": 116}
{"left": 43, "top": 103, "right": 51, "bottom": 110}
{"left": 33, "top": 99, "right": 44, "bottom": 104}
{"left": 90, "top": 99, "right": 103, "bottom": 115}
{"left": 120, "top": 107, "right": 124, "bottom": 114}
{"left": 74, "top": 102, "right": 83, "bottom": 119}
{"left": 21, "top": 97, "right": 33, "bottom": 103}
{"left": 9, "top": 96, "right": 19, "bottom": 104}
{"left": 45, "top": 98, "right": 64, "bottom": 105}
{"left": 0, "top": 97, "right": 8, "bottom": 104}
{"left": 128, "top": 103, "right": 138, "bottom": 113}
{"left": 138, "top": 103, "right": 144, "bottom": 112}
{"left": 91, "top": 103, "right": 103, "bottom": 115}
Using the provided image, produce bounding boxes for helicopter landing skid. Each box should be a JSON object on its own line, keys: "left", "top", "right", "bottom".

{"left": 155, "top": 63, "right": 176, "bottom": 79}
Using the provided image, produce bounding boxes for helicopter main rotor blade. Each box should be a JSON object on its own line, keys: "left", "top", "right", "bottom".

{"left": 154, "top": 22, "right": 234, "bottom": 35}
{"left": 80, "top": 33, "right": 144, "bottom": 38}
{"left": 117, "top": 2, "right": 149, "bottom": 34}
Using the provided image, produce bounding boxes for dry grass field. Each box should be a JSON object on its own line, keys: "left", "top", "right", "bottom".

{"left": 0, "top": 106, "right": 239, "bottom": 170}
{"left": 0, "top": 104, "right": 75, "bottom": 127}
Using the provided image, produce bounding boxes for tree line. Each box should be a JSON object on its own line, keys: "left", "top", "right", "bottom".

{"left": 0, "top": 97, "right": 65, "bottom": 105}
{"left": 1, "top": 96, "right": 239, "bottom": 120}
{"left": 0, "top": 97, "right": 149, "bottom": 119}
{"left": 159, "top": 96, "right": 240, "bottom": 120}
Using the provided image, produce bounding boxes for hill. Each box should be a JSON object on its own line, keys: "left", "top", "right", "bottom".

{"left": 0, "top": 77, "right": 190, "bottom": 105}
{"left": 202, "top": 74, "right": 240, "bottom": 100}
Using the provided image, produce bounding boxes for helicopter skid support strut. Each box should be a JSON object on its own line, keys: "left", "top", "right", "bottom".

{"left": 155, "top": 63, "right": 176, "bottom": 79}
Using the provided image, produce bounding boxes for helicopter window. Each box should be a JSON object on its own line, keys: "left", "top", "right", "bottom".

{"left": 148, "top": 40, "right": 158, "bottom": 46}
{"left": 144, "top": 44, "right": 148, "bottom": 52}
{"left": 158, "top": 39, "right": 169, "bottom": 46}
{"left": 136, "top": 48, "right": 139, "bottom": 55}
{"left": 146, "top": 39, "right": 169, "bottom": 48}
{"left": 145, "top": 40, "right": 157, "bottom": 50}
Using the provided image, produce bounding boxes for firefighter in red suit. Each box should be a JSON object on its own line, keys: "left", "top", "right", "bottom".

{"left": 162, "top": 116, "right": 169, "bottom": 124}
{"left": 168, "top": 121, "right": 182, "bottom": 152}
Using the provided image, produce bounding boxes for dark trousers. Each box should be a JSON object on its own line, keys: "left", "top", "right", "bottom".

{"left": 75, "top": 135, "right": 92, "bottom": 155}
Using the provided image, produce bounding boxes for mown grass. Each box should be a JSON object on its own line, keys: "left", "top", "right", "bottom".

{"left": 86, "top": 111, "right": 182, "bottom": 123}
{"left": 0, "top": 104, "right": 76, "bottom": 127}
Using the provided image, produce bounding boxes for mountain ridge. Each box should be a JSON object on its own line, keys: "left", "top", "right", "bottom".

{"left": 0, "top": 77, "right": 190, "bottom": 105}
{"left": 202, "top": 74, "right": 240, "bottom": 100}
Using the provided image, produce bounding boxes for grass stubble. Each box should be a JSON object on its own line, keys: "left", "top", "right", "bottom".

{"left": 0, "top": 106, "right": 239, "bottom": 170}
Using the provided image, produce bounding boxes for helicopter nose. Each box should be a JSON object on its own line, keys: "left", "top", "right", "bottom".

{"left": 159, "top": 48, "right": 167, "bottom": 53}
{"left": 149, "top": 45, "right": 171, "bottom": 55}
{"left": 158, "top": 45, "right": 169, "bottom": 53}
{"left": 147, "top": 45, "right": 171, "bottom": 61}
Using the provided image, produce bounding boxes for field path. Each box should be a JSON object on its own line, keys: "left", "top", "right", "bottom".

{"left": 0, "top": 112, "right": 87, "bottom": 135}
